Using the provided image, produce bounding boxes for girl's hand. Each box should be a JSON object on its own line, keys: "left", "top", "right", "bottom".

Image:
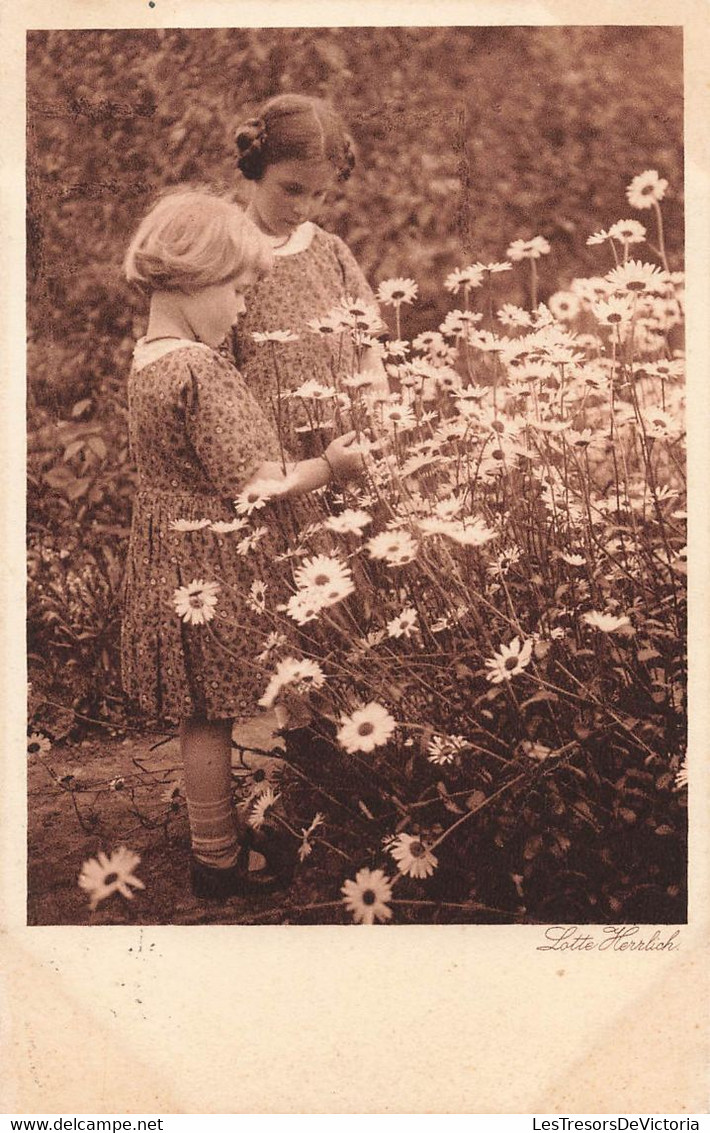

{"left": 324, "top": 431, "right": 366, "bottom": 481}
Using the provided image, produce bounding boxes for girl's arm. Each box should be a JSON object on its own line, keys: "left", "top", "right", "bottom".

{"left": 246, "top": 433, "right": 365, "bottom": 498}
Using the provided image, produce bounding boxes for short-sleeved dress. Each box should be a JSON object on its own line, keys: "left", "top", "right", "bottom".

{"left": 121, "top": 338, "right": 288, "bottom": 724}
{"left": 234, "top": 223, "right": 379, "bottom": 456}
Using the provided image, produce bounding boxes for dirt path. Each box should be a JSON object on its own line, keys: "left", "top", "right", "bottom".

{"left": 27, "top": 713, "right": 319, "bottom": 926}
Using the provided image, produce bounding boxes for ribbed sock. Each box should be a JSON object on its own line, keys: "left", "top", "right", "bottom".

{"left": 186, "top": 796, "right": 240, "bottom": 870}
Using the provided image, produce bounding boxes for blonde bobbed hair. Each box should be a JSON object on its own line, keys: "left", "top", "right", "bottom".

{"left": 124, "top": 187, "right": 273, "bottom": 293}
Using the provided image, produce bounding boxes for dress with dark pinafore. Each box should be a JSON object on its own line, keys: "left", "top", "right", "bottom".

{"left": 233, "top": 223, "right": 378, "bottom": 458}
{"left": 121, "top": 339, "right": 289, "bottom": 724}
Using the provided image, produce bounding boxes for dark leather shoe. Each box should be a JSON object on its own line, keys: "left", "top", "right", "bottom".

{"left": 190, "top": 850, "right": 283, "bottom": 900}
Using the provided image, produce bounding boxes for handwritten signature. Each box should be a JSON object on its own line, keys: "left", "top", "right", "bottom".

{"left": 537, "top": 925, "right": 681, "bottom": 951}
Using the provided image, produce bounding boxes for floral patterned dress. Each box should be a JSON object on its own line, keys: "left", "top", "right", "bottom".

{"left": 234, "top": 223, "right": 378, "bottom": 457}
{"left": 121, "top": 339, "right": 289, "bottom": 724}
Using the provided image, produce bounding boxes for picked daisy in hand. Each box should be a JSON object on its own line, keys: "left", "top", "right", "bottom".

{"left": 485, "top": 636, "right": 534, "bottom": 683}
{"left": 78, "top": 847, "right": 145, "bottom": 911}
{"left": 337, "top": 702, "right": 396, "bottom": 754}
{"left": 389, "top": 833, "right": 438, "bottom": 879}
{"left": 173, "top": 580, "right": 220, "bottom": 625}
{"left": 341, "top": 867, "right": 393, "bottom": 925}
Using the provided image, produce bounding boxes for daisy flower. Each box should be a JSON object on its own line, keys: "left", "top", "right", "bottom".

{"left": 433, "top": 519, "right": 497, "bottom": 548}
{"left": 581, "top": 611, "right": 632, "bottom": 633}
{"left": 236, "top": 527, "right": 268, "bottom": 555}
{"left": 173, "top": 580, "right": 220, "bottom": 625}
{"left": 306, "top": 314, "right": 346, "bottom": 335}
{"left": 247, "top": 579, "right": 268, "bottom": 614}
{"left": 387, "top": 607, "right": 419, "bottom": 639}
{"left": 252, "top": 329, "right": 299, "bottom": 343}
{"left": 586, "top": 228, "right": 611, "bottom": 246}
{"left": 367, "top": 530, "right": 418, "bottom": 567}
{"left": 507, "top": 236, "right": 551, "bottom": 261}
{"left": 389, "top": 833, "right": 438, "bottom": 879}
{"left": 606, "top": 260, "right": 667, "bottom": 294}
{"left": 234, "top": 475, "right": 297, "bottom": 515}
{"left": 592, "top": 295, "right": 635, "bottom": 326}
{"left": 210, "top": 518, "right": 249, "bottom": 534}
{"left": 485, "top": 637, "right": 534, "bottom": 683}
{"left": 27, "top": 732, "right": 51, "bottom": 759}
{"left": 558, "top": 551, "right": 586, "bottom": 566}
{"left": 444, "top": 265, "right": 485, "bottom": 294}
{"left": 377, "top": 278, "right": 419, "bottom": 306}
{"left": 337, "top": 702, "right": 396, "bottom": 754}
{"left": 626, "top": 170, "right": 669, "bottom": 210}
{"left": 258, "top": 655, "right": 326, "bottom": 708}
{"left": 324, "top": 509, "right": 372, "bottom": 536}
{"left": 341, "top": 867, "right": 393, "bottom": 925}
{"left": 473, "top": 260, "right": 513, "bottom": 275}
{"left": 170, "top": 518, "right": 212, "bottom": 532}
{"left": 547, "top": 291, "right": 581, "bottom": 322}
{"left": 379, "top": 403, "right": 417, "bottom": 431}
{"left": 280, "top": 588, "right": 326, "bottom": 626}
{"left": 78, "top": 847, "right": 145, "bottom": 911}
{"left": 294, "top": 553, "right": 354, "bottom": 595}
{"left": 427, "top": 734, "right": 470, "bottom": 764}
{"left": 256, "top": 631, "right": 288, "bottom": 664}
{"left": 247, "top": 786, "right": 280, "bottom": 830}
{"left": 291, "top": 379, "right": 337, "bottom": 400}
{"left": 608, "top": 219, "right": 647, "bottom": 245}
{"left": 440, "top": 309, "right": 484, "bottom": 337}
{"left": 497, "top": 305, "right": 534, "bottom": 332}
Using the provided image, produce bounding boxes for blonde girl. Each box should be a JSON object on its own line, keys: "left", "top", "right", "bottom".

{"left": 121, "top": 188, "right": 363, "bottom": 898}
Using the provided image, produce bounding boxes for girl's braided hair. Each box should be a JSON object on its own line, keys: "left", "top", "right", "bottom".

{"left": 235, "top": 94, "right": 355, "bottom": 183}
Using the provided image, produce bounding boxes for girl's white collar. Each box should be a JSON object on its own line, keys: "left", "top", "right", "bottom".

{"left": 268, "top": 221, "right": 316, "bottom": 257}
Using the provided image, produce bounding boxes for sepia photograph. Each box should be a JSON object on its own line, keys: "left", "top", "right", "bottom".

{"left": 25, "top": 24, "right": 688, "bottom": 931}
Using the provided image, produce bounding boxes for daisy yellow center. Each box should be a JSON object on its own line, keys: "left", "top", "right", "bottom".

{"left": 358, "top": 722, "right": 375, "bottom": 737}
{"left": 362, "top": 888, "right": 376, "bottom": 905}
{"left": 504, "top": 656, "right": 520, "bottom": 671}
{"left": 392, "top": 290, "right": 405, "bottom": 300}
{"left": 104, "top": 872, "right": 119, "bottom": 885}
{"left": 627, "top": 280, "right": 646, "bottom": 291}
{"left": 641, "top": 184, "right": 654, "bottom": 196}
{"left": 608, "top": 313, "right": 623, "bottom": 323}
{"left": 491, "top": 419, "right": 505, "bottom": 434}
{"left": 314, "top": 573, "right": 329, "bottom": 585}
{"left": 409, "top": 841, "right": 425, "bottom": 858}
{"left": 188, "top": 595, "right": 203, "bottom": 607}
{"left": 28, "top": 743, "right": 40, "bottom": 753}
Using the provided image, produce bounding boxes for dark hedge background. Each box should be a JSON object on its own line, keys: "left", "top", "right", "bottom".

{"left": 26, "top": 25, "right": 683, "bottom": 720}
